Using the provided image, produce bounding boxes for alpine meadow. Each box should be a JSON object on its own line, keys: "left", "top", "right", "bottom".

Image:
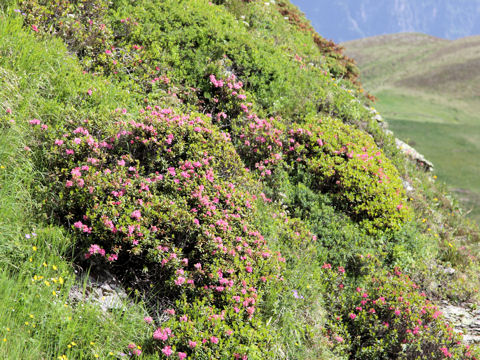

{"left": 0, "top": 1, "right": 480, "bottom": 359}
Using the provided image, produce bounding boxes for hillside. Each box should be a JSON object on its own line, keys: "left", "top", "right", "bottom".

{"left": 343, "top": 33, "right": 480, "bottom": 221}
{"left": 1, "top": 1, "right": 480, "bottom": 359}
{"left": 291, "top": 0, "right": 480, "bottom": 42}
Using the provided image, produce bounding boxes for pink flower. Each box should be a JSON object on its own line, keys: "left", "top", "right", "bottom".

{"left": 144, "top": 316, "right": 153, "bottom": 324}
{"left": 210, "top": 336, "right": 219, "bottom": 344}
{"left": 334, "top": 336, "right": 344, "bottom": 343}
{"left": 161, "top": 346, "right": 173, "bottom": 356}
{"left": 245, "top": 266, "right": 252, "bottom": 273}
{"left": 188, "top": 340, "right": 197, "bottom": 348}
{"left": 175, "top": 276, "right": 186, "bottom": 286}
{"left": 153, "top": 327, "right": 172, "bottom": 341}
{"left": 130, "top": 210, "right": 141, "bottom": 220}
{"left": 349, "top": 313, "right": 356, "bottom": 320}
{"left": 31, "top": 25, "right": 39, "bottom": 32}
{"left": 65, "top": 180, "right": 73, "bottom": 188}
{"left": 178, "top": 353, "right": 187, "bottom": 359}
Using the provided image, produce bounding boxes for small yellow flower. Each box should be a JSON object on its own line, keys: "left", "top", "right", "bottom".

{"left": 52, "top": 290, "right": 56, "bottom": 296}
{"left": 90, "top": 341, "right": 96, "bottom": 345}
{"left": 94, "top": 355, "right": 99, "bottom": 358}
{"left": 6, "top": 328, "right": 10, "bottom": 332}
{"left": 448, "top": 242, "right": 453, "bottom": 248}
{"left": 427, "top": 228, "right": 431, "bottom": 232}
{"left": 433, "top": 175, "right": 437, "bottom": 179}
{"left": 0, "top": 165, "right": 5, "bottom": 169}
{"left": 71, "top": 342, "right": 77, "bottom": 346}
{"left": 43, "top": 262, "right": 47, "bottom": 267}
{"left": 44, "top": 281, "right": 50, "bottom": 287}
{"left": 59, "top": 277, "right": 64, "bottom": 285}
{"left": 24, "top": 322, "right": 29, "bottom": 326}
{"left": 3, "top": 338, "right": 6, "bottom": 342}
{"left": 67, "top": 344, "right": 71, "bottom": 349}
{"left": 29, "top": 314, "right": 34, "bottom": 319}
{"left": 32, "top": 246, "right": 37, "bottom": 252}
{"left": 109, "top": 352, "right": 114, "bottom": 356}
{"left": 52, "top": 265, "right": 58, "bottom": 271}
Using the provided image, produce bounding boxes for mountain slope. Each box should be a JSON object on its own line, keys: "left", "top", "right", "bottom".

{"left": 291, "top": 0, "right": 480, "bottom": 42}
{"left": 343, "top": 33, "right": 480, "bottom": 220}
{"left": 1, "top": 1, "right": 480, "bottom": 359}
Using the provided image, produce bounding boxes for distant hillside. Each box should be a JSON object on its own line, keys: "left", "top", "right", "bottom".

{"left": 343, "top": 33, "right": 480, "bottom": 221}
{"left": 291, "top": 0, "right": 480, "bottom": 42}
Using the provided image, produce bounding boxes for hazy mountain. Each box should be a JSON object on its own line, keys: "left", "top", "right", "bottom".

{"left": 290, "top": 0, "right": 480, "bottom": 42}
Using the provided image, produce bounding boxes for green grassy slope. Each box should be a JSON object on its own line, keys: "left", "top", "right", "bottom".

{"left": 1, "top": 2, "right": 480, "bottom": 359}
{"left": 343, "top": 33, "right": 480, "bottom": 221}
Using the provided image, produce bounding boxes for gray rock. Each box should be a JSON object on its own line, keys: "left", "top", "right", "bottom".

{"left": 440, "top": 303, "right": 480, "bottom": 344}
{"left": 68, "top": 272, "right": 129, "bottom": 313}
{"left": 395, "top": 138, "right": 434, "bottom": 172}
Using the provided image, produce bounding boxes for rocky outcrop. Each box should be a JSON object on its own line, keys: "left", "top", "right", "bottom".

{"left": 440, "top": 302, "right": 480, "bottom": 344}
{"left": 394, "top": 137, "right": 434, "bottom": 172}
{"left": 370, "top": 107, "right": 434, "bottom": 172}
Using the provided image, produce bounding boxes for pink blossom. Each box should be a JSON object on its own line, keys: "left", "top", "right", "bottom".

{"left": 161, "top": 346, "right": 173, "bottom": 356}
{"left": 175, "top": 276, "right": 186, "bottom": 285}
{"left": 130, "top": 210, "right": 142, "bottom": 220}
{"left": 210, "top": 336, "right": 219, "bottom": 344}
{"left": 178, "top": 353, "right": 187, "bottom": 359}
{"left": 349, "top": 313, "right": 356, "bottom": 320}
{"left": 188, "top": 340, "right": 197, "bottom": 348}
{"left": 154, "top": 327, "right": 172, "bottom": 341}
{"left": 144, "top": 316, "right": 153, "bottom": 324}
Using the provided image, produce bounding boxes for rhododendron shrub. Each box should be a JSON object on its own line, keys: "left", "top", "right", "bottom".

{"left": 321, "top": 258, "right": 479, "bottom": 359}
{"left": 30, "top": 108, "right": 283, "bottom": 356}
{"left": 284, "top": 117, "right": 412, "bottom": 232}
{"left": 220, "top": 76, "right": 411, "bottom": 232}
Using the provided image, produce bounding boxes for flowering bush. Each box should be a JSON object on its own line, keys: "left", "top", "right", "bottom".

{"left": 219, "top": 75, "right": 411, "bottom": 232}
{"left": 31, "top": 108, "right": 284, "bottom": 357}
{"left": 321, "top": 257, "right": 479, "bottom": 359}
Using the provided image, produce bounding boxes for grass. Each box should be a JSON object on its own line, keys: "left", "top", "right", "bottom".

{"left": 343, "top": 33, "right": 480, "bottom": 223}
